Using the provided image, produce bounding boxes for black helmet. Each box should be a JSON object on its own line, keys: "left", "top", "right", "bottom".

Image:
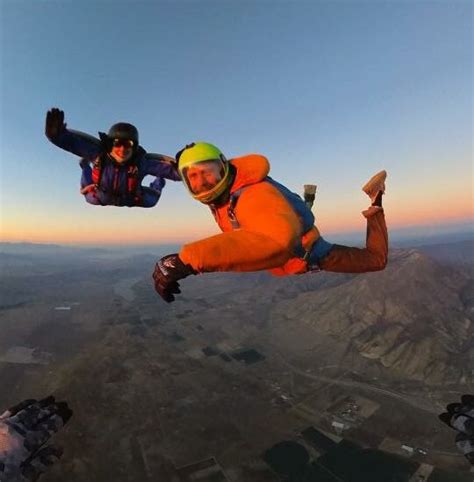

{"left": 107, "top": 123, "right": 139, "bottom": 144}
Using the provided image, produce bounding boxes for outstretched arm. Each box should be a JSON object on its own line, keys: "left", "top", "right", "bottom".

{"left": 152, "top": 182, "right": 302, "bottom": 302}
{"left": 143, "top": 154, "right": 181, "bottom": 181}
{"left": 45, "top": 108, "right": 102, "bottom": 159}
{"left": 180, "top": 182, "right": 302, "bottom": 272}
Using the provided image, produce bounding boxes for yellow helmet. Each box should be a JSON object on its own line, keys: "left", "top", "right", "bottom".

{"left": 177, "top": 142, "right": 231, "bottom": 204}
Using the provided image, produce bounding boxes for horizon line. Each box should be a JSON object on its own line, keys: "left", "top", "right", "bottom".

{"left": 1, "top": 220, "right": 472, "bottom": 248}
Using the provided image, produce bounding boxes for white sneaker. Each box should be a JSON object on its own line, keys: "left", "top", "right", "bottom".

{"left": 362, "top": 170, "right": 387, "bottom": 202}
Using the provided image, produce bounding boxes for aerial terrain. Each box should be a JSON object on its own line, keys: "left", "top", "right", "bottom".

{"left": 0, "top": 238, "right": 472, "bottom": 481}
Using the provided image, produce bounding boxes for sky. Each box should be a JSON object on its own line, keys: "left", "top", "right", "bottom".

{"left": 0, "top": 0, "right": 472, "bottom": 246}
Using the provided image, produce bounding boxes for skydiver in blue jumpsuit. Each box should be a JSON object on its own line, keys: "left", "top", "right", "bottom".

{"left": 45, "top": 108, "right": 181, "bottom": 207}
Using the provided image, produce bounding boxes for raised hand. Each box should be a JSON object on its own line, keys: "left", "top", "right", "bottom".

{"left": 45, "top": 108, "right": 66, "bottom": 140}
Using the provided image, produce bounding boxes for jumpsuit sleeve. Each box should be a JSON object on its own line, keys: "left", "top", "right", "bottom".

{"left": 142, "top": 154, "right": 182, "bottom": 181}
{"left": 48, "top": 129, "right": 102, "bottom": 159}
{"left": 179, "top": 181, "right": 303, "bottom": 272}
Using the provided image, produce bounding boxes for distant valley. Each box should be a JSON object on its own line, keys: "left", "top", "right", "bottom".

{"left": 0, "top": 239, "right": 472, "bottom": 481}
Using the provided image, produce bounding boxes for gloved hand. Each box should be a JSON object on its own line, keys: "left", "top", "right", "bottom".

{"left": 0, "top": 396, "right": 73, "bottom": 481}
{"left": 152, "top": 254, "right": 196, "bottom": 303}
{"left": 439, "top": 394, "right": 474, "bottom": 465}
{"left": 45, "top": 108, "right": 66, "bottom": 140}
{"left": 149, "top": 176, "right": 166, "bottom": 195}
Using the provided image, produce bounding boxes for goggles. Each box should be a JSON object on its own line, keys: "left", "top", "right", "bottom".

{"left": 112, "top": 139, "right": 135, "bottom": 149}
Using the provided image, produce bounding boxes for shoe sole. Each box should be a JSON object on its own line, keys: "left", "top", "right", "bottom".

{"left": 362, "top": 170, "right": 387, "bottom": 196}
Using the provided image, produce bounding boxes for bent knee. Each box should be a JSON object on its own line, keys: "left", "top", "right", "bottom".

{"left": 371, "top": 253, "right": 387, "bottom": 271}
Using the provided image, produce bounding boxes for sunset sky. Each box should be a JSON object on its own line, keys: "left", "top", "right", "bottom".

{"left": 1, "top": 1, "right": 472, "bottom": 246}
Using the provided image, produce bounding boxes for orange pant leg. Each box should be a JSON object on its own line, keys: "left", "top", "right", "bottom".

{"left": 319, "top": 209, "right": 388, "bottom": 273}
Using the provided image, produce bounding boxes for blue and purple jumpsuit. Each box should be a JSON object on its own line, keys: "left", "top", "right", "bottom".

{"left": 48, "top": 129, "right": 181, "bottom": 207}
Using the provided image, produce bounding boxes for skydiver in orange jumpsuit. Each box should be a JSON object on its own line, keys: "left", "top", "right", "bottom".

{"left": 153, "top": 142, "right": 388, "bottom": 302}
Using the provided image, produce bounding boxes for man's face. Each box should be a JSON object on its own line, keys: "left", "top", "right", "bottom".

{"left": 109, "top": 139, "right": 134, "bottom": 163}
{"left": 185, "top": 161, "right": 223, "bottom": 194}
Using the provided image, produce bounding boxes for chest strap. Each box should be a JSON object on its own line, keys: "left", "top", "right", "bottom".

{"left": 90, "top": 156, "right": 140, "bottom": 195}
{"left": 227, "top": 187, "right": 248, "bottom": 229}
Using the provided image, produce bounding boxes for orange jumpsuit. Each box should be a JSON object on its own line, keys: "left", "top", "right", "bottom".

{"left": 179, "top": 155, "right": 388, "bottom": 275}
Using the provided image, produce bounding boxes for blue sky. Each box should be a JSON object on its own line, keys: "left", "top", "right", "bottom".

{"left": 0, "top": 0, "right": 472, "bottom": 245}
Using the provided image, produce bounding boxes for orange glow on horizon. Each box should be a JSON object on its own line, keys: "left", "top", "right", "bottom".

{"left": 0, "top": 224, "right": 210, "bottom": 246}
{"left": 2, "top": 189, "right": 472, "bottom": 245}
{"left": 2, "top": 211, "right": 472, "bottom": 246}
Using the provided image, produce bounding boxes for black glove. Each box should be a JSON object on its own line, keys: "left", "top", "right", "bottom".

{"left": 0, "top": 396, "right": 73, "bottom": 481}
{"left": 45, "top": 108, "right": 66, "bottom": 140}
{"left": 439, "top": 394, "right": 474, "bottom": 465}
{"left": 152, "top": 254, "right": 196, "bottom": 303}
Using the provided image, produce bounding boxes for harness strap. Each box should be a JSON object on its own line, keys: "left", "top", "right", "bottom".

{"left": 227, "top": 187, "right": 248, "bottom": 229}
{"left": 91, "top": 155, "right": 141, "bottom": 197}
{"left": 301, "top": 225, "right": 321, "bottom": 266}
{"left": 127, "top": 164, "right": 140, "bottom": 194}
{"left": 91, "top": 157, "right": 102, "bottom": 186}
